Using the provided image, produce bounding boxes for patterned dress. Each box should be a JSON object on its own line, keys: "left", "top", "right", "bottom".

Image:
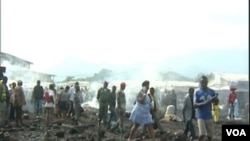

{"left": 129, "top": 91, "right": 153, "bottom": 125}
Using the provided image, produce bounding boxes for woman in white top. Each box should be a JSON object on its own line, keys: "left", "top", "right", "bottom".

{"left": 44, "top": 84, "right": 55, "bottom": 127}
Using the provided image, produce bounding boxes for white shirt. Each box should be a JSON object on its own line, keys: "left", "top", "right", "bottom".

{"left": 69, "top": 86, "right": 75, "bottom": 101}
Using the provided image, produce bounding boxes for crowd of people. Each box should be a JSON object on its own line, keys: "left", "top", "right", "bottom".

{"left": 0, "top": 74, "right": 246, "bottom": 141}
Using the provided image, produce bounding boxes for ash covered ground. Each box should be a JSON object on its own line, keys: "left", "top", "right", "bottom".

{"left": 1, "top": 105, "right": 249, "bottom": 141}
{"left": 1, "top": 85, "right": 249, "bottom": 141}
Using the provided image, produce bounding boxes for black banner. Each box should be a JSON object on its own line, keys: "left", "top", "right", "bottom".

{"left": 222, "top": 124, "right": 250, "bottom": 140}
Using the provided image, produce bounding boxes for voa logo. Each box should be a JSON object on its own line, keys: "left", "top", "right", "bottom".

{"left": 226, "top": 129, "right": 247, "bottom": 136}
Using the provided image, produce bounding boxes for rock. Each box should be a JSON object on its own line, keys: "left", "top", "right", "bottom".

{"left": 174, "top": 130, "right": 186, "bottom": 141}
{"left": 166, "top": 105, "right": 175, "bottom": 115}
{"left": 55, "top": 131, "right": 65, "bottom": 138}
{"left": 103, "top": 138, "right": 116, "bottom": 141}
{"left": 0, "top": 132, "right": 4, "bottom": 138}
{"left": 9, "top": 136, "right": 19, "bottom": 141}
{"left": 98, "top": 129, "right": 105, "bottom": 137}
{"left": 159, "top": 130, "right": 175, "bottom": 141}
{"left": 44, "top": 131, "right": 52, "bottom": 137}
{"left": 52, "top": 124, "right": 60, "bottom": 129}
{"left": 52, "top": 120, "right": 63, "bottom": 126}
{"left": 67, "top": 128, "right": 78, "bottom": 134}
{"left": 77, "top": 134, "right": 87, "bottom": 139}
{"left": 41, "top": 136, "right": 56, "bottom": 141}
{"left": 33, "top": 118, "right": 41, "bottom": 122}
{"left": 29, "top": 125, "right": 37, "bottom": 131}
{"left": 2, "top": 100, "right": 231, "bottom": 141}
{"left": 22, "top": 113, "right": 29, "bottom": 120}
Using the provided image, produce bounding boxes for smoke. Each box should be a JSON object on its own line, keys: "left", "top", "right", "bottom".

{"left": 81, "top": 63, "right": 167, "bottom": 111}
{"left": 81, "top": 81, "right": 102, "bottom": 109}
{"left": 4, "top": 66, "right": 56, "bottom": 114}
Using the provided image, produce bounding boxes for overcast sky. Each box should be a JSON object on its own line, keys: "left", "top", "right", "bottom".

{"left": 1, "top": 0, "right": 249, "bottom": 77}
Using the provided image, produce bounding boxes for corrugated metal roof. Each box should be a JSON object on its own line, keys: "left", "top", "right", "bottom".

{"left": 211, "top": 72, "right": 248, "bottom": 81}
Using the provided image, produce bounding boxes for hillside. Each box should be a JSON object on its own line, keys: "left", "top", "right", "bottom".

{"left": 62, "top": 69, "right": 194, "bottom": 82}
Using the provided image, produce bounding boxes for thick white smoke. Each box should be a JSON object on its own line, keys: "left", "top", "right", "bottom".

{"left": 82, "top": 63, "right": 167, "bottom": 111}
{"left": 81, "top": 81, "right": 102, "bottom": 109}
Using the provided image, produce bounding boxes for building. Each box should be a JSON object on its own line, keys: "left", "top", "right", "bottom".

{"left": 0, "top": 52, "right": 55, "bottom": 86}
{"left": 208, "top": 72, "right": 249, "bottom": 109}
{"left": 209, "top": 72, "right": 248, "bottom": 87}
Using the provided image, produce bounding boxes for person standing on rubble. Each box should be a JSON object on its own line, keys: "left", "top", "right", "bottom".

{"left": 9, "top": 82, "right": 16, "bottom": 121}
{"left": 194, "top": 75, "right": 217, "bottom": 141}
{"left": 73, "top": 85, "right": 83, "bottom": 125}
{"left": 13, "top": 80, "right": 26, "bottom": 127}
{"left": 233, "top": 93, "right": 239, "bottom": 118}
{"left": 148, "top": 87, "right": 164, "bottom": 133}
{"left": 245, "top": 102, "right": 249, "bottom": 121}
{"left": 51, "top": 83, "right": 59, "bottom": 118}
{"left": 160, "top": 89, "right": 168, "bottom": 107}
{"left": 182, "top": 87, "right": 197, "bottom": 141}
{"left": 211, "top": 92, "right": 220, "bottom": 124}
{"left": 111, "top": 82, "right": 127, "bottom": 137}
{"left": 116, "top": 82, "right": 127, "bottom": 136}
{"left": 44, "top": 84, "right": 55, "bottom": 127}
{"left": 227, "top": 87, "right": 237, "bottom": 120}
{"left": 32, "top": 80, "right": 44, "bottom": 118}
{"left": 0, "top": 76, "right": 10, "bottom": 127}
{"left": 97, "top": 81, "right": 111, "bottom": 129}
{"left": 67, "top": 82, "right": 79, "bottom": 117}
{"left": 107, "top": 85, "right": 117, "bottom": 129}
{"left": 167, "top": 89, "right": 177, "bottom": 115}
{"left": 58, "top": 86, "right": 70, "bottom": 118}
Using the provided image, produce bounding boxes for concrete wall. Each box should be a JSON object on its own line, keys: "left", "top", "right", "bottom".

{"left": 0, "top": 52, "right": 32, "bottom": 69}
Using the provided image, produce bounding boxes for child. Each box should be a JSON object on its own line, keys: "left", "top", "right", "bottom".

{"left": 212, "top": 93, "right": 220, "bottom": 124}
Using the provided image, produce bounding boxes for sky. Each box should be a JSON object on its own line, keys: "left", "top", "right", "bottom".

{"left": 1, "top": 0, "right": 249, "bottom": 80}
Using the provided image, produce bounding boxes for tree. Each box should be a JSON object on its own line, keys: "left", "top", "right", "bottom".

{"left": 62, "top": 76, "right": 75, "bottom": 82}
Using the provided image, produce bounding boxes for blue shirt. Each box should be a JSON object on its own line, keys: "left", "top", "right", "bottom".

{"left": 194, "top": 88, "right": 215, "bottom": 120}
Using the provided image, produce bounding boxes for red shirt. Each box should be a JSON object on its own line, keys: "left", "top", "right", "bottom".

{"left": 228, "top": 93, "right": 236, "bottom": 104}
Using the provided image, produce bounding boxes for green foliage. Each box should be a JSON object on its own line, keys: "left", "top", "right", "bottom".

{"left": 85, "top": 69, "right": 112, "bottom": 81}
{"left": 62, "top": 68, "right": 213, "bottom": 83}
{"left": 62, "top": 76, "right": 75, "bottom": 82}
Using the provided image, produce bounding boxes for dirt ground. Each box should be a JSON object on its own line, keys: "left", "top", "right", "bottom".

{"left": 1, "top": 106, "right": 248, "bottom": 141}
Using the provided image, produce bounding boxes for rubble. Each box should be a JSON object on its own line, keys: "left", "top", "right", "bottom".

{"left": 0, "top": 103, "right": 248, "bottom": 141}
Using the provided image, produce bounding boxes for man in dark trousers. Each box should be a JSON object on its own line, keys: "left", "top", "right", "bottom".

{"left": 32, "top": 80, "right": 44, "bottom": 118}
{"left": 97, "top": 81, "right": 111, "bottom": 129}
{"left": 0, "top": 76, "right": 10, "bottom": 127}
{"left": 182, "top": 87, "right": 197, "bottom": 141}
{"left": 107, "top": 85, "right": 117, "bottom": 129}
